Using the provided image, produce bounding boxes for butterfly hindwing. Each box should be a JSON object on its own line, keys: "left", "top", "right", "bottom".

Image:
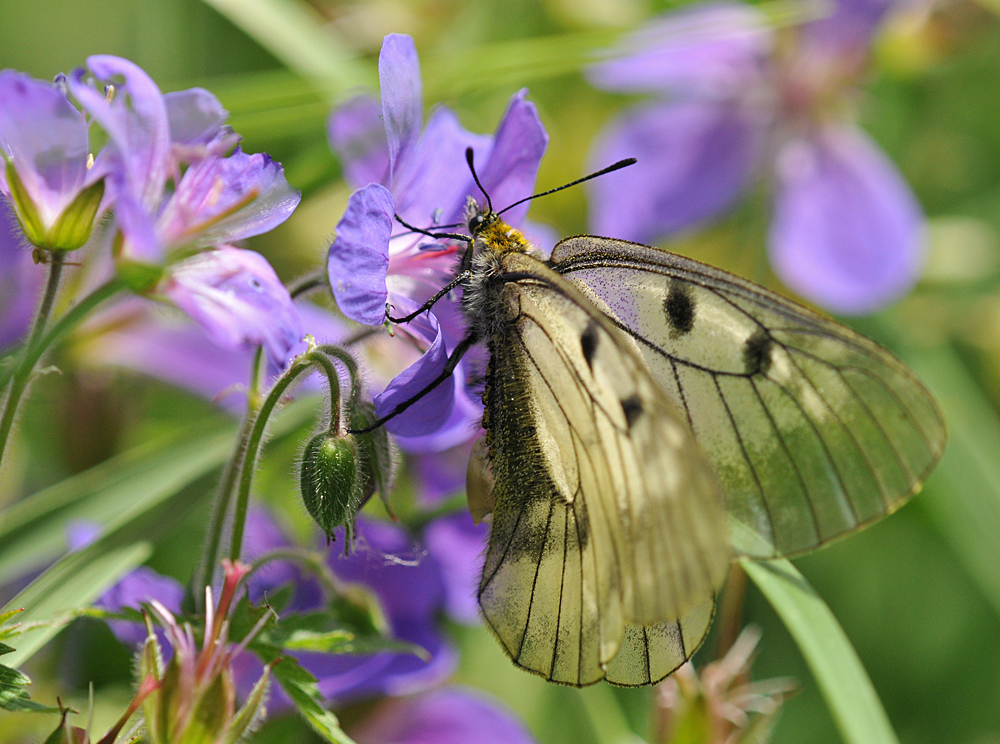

{"left": 550, "top": 236, "right": 946, "bottom": 558}
{"left": 477, "top": 252, "right": 729, "bottom": 685}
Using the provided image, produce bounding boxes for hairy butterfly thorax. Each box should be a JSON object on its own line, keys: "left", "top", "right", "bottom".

{"left": 460, "top": 198, "right": 534, "bottom": 343}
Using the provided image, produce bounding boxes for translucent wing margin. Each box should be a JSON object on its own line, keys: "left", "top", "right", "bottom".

{"left": 551, "top": 236, "right": 946, "bottom": 558}
{"left": 477, "top": 253, "right": 728, "bottom": 686}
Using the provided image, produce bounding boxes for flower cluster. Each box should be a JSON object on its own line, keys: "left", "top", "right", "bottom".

{"left": 587, "top": 0, "right": 924, "bottom": 314}
{"left": 0, "top": 56, "right": 302, "bottom": 366}
{"left": 327, "top": 33, "right": 549, "bottom": 442}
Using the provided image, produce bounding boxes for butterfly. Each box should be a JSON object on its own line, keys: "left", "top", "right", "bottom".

{"left": 374, "top": 151, "right": 946, "bottom": 687}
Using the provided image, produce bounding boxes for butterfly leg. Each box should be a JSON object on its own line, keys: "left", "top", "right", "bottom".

{"left": 348, "top": 332, "right": 479, "bottom": 434}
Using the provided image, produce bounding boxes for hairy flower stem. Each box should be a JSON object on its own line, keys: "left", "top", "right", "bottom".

{"left": 226, "top": 347, "right": 355, "bottom": 563}
{"left": 0, "top": 274, "right": 124, "bottom": 467}
{"left": 196, "top": 348, "right": 266, "bottom": 608}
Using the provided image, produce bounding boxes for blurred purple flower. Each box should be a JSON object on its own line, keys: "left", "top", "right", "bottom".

{"left": 88, "top": 506, "right": 472, "bottom": 708}
{"left": 327, "top": 33, "right": 548, "bottom": 436}
{"left": 587, "top": 0, "right": 924, "bottom": 314}
{"left": 352, "top": 687, "right": 537, "bottom": 744}
{"left": 157, "top": 246, "right": 302, "bottom": 368}
{"left": 0, "top": 69, "right": 109, "bottom": 250}
{"left": 66, "top": 55, "right": 302, "bottom": 364}
{"left": 0, "top": 197, "right": 42, "bottom": 350}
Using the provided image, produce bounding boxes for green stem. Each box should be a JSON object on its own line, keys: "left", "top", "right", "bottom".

{"left": 227, "top": 348, "right": 345, "bottom": 562}
{"left": 27, "top": 252, "right": 64, "bottom": 344}
{"left": 0, "top": 275, "right": 124, "bottom": 467}
{"left": 196, "top": 347, "right": 266, "bottom": 605}
{"left": 317, "top": 345, "right": 361, "bottom": 403}
{"left": 288, "top": 270, "right": 328, "bottom": 299}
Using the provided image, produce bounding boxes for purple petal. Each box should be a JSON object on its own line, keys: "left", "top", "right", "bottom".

{"left": 391, "top": 363, "right": 481, "bottom": 455}
{"left": 802, "top": 0, "right": 898, "bottom": 53}
{"left": 331, "top": 518, "right": 445, "bottom": 619}
{"left": 393, "top": 105, "right": 493, "bottom": 225}
{"left": 769, "top": 126, "right": 924, "bottom": 315}
{"left": 328, "top": 95, "right": 390, "bottom": 189}
{"left": 462, "top": 90, "right": 548, "bottom": 227}
{"left": 353, "top": 688, "right": 537, "bottom": 744}
{"left": 159, "top": 148, "right": 300, "bottom": 248}
{"left": 158, "top": 246, "right": 302, "bottom": 366}
{"left": 587, "top": 2, "right": 772, "bottom": 97}
{"left": 307, "top": 618, "right": 456, "bottom": 702}
{"left": 164, "top": 88, "right": 229, "bottom": 145}
{"left": 309, "top": 518, "right": 454, "bottom": 702}
{"left": 379, "top": 34, "right": 423, "bottom": 185}
{"left": 588, "top": 99, "right": 767, "bottom": 242}
{"left": 81, "top": 300, "right": 350, "bottom": 411}
{"left": 0, "top": 71, "right": 90, "bottom": 229}
{"left": 0, "top": 198, "right": 41, "bottom": 350}
{"left": 329, "top": 184, "right": 394, "bottom": 325}
{"left": 69, "top": 56, "right": 171, "bottom": 212}
{"left": 425, "top": 512, "right": 488, "bottom": 624}
{"left": 373, "top": 308, "right": 456, "bottom": 438}
{"left": 96, "top": 566, "right": 184, "bottom": 647}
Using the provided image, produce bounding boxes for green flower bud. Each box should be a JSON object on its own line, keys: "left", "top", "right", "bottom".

{"left": 349, "top": 401, "right": 397, "bottom": 510}
{"left": 5, "top": 162, "right": 105, "bottom": 252}
{"left": 299, "top": 431, "right": 364, "bottom": 541}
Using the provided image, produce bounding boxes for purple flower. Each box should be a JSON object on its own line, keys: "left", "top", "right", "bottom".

{"left": 587, "top": 0, "right": 924, "bottom": 314}
{"left": 352, "top": 687, "right": 537, "bottom": 744}
{"left": 0, "top": 70, "right": 109, "bottom": 251}
{"left": 66, "top": 55, "right": 303, "bottom": 363}
{"left": 0, "top": 197, "right": 42, "bottom": 350}
{"left": 89, "top": 506, "right": 465, "bottom": 708}
{"left": 156, "top": 246, "right": 302, "bottom": 368}
{"left": 307, "top": 517, "right": 457, "bottom": 702}
{"left": 327, "top": 33, "right": 548, "bottom": 437}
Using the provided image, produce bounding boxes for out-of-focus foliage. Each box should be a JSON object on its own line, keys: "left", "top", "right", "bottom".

{"left": 3, "top": 1, "right": 1000, "bottom": 743}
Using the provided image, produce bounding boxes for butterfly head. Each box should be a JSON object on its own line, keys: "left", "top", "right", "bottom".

{"left": 464, "top": 196, "right": 531, "bottom": 255}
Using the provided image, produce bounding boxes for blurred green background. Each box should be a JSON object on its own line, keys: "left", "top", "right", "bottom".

{"left": 3, "top": 0, "right": 1000, "bottom": 743}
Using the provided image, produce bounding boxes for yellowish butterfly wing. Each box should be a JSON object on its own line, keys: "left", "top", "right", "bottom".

{"left": 477, "top": 252, "right": 728, "bottom": 685}
{"left": 551, "top": 236, "right": 946, "bottom": 558}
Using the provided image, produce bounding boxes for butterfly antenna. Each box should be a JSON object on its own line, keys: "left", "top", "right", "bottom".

{"left": 394, "top": 214, "right": 470, "bottom": 243}
{"left": 465, "top": 147, "right": 493, "bottom": 214}
{"left": 497, "top": 157, "right": 637, "bottom": 216}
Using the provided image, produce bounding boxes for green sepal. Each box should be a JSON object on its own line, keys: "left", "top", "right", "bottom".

{"left": 47, "top": 179, "right": 105, "bottom": 251}
{"left": 349, "top": 402, "right": 397, "bottom": 514}
{"left": 179, "top": 669, "right": 234, "bottom": 744}
{"left": 6, "top": 162, "right": 47, "bottom": 247}
{"left": 116, "top": 257, "right": 165, "bottom": 294}
{"left": 221, "top": 661, "right": 272, "bottom": 744}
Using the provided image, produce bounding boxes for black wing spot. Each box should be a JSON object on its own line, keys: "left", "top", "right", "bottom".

{"left": 664, "top": 281, "right": 695, "bottom": 337}
{"left": 620, "top": 394, "right": 643, "bottom": 430}
{"left": 744, "top": 329, "right": 773, "bottom": 376}
{"left": 580, "top": 319, "right": 600, "bottom": 372}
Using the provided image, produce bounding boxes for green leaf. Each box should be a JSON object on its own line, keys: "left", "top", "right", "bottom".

{"left": 890, "top": 342, "right": 1000, "bottom": 620}
{"left": 255, "top": 649, "right": 357, "bottom": 744}
{"left": 195, "top": 0, "right": 375, "bottom": 95}
{"left": 0, "top": 397, "right": 318, "bottom": 587}
{"left": 0, "top": 418, "right": 234, "bottom": 586}
{"left": 254, "top": 611, "right": 428, "bottom": 658}
{"left": 0, "top": 611, "right": 58, "bottom": 713}
{"left": 742, "top": 559, "right": 899, "bottom": 744}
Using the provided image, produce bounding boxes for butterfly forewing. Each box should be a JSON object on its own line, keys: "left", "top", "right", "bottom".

{"left": 477, "top": 252, "right": 729, "bottom": 685}
{"left": 550, "top": 236, "right": 946, "bottom": 558}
